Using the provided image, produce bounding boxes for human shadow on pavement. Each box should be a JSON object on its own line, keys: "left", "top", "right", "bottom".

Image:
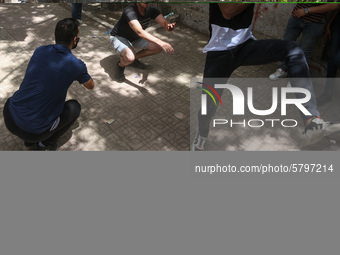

{"left": 100, "top": 55, "right": 150, "bottom": 96}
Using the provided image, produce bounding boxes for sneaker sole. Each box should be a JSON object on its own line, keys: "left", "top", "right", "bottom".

{"left": 269, "top": 76, "right": 287, "bottom": 81}
{"left": 192, "top": 146, "right": 204, "bottom": 151}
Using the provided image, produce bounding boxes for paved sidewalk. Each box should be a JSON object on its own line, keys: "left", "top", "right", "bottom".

{"left": 0, "top": 2, "right": 206, "bottom": 151}
{"left": 1, "top": 3, "right": 339, "bottom": 151}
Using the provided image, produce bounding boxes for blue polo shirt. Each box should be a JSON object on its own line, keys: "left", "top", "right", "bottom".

{"left": 8, "top": 44, "right": 91, "bottom": 134}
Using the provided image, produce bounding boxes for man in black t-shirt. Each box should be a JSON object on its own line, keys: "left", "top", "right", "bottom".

{"left": 110, "top": 3, "right": 176, "bottom": 82}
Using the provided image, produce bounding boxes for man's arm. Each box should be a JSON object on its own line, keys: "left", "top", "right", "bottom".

{"left": 83, "top": 78, "right": 94, "bottom": 90}
{"left": 154, "top": 14, "right": 176, "bottom": 32}
{"left": 325, "top": 9, "right": 339, "bottom": 40}
{"left": 218, "top": 3, "right": 251, "bottom": 20}
{"left": 293, "top": 4, "right": 340, "bottom": 18}
{"left": 128, "top": 19, "right": 174, "bottom": 54}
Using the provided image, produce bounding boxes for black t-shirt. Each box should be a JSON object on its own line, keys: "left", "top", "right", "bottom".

{"left": 111, "top": 4, "right": 161, "bottom": 42}
{"left": 209, "top": 3, "right": 255, "bottom": 34}
{"left": 203, "top": 3, "right": 255, "bottom": 52}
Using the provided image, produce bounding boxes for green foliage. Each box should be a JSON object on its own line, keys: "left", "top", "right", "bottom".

{"left": 216, "top": 0, "right": 325, "bottom": 3}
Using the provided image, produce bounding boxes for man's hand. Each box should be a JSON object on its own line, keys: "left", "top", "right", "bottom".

{"left": 166, "top": 22, "right": 176, "bottom": 32}
{"left": 155, "top": 15, "right": 176, "bottom": 32}
{"left": 292, "top": 8, "right": 306, "bottom": 18}
{"left": 83, "top": 78, "right": 94, "bottom": 90}
{"left": 293, "top": 4, "right": 340, "bottom": 19}
{"left": 159, "top": 41, "right": 174, "bottom": 54}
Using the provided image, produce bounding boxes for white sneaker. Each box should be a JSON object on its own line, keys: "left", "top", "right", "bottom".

{"left": 269, "top": 68, "right": 288, "bottom": 80}
{"left": 304, "top": 117, "right": 324, "bottom": 139}
{"left": 322, "top": 121, "right": 340, "bottom": 138}
{"left": 304, "top": 118, "right": 340, "bottom": 140}
{"left": 192, "top": 133, "right": 207, "bottom": 151}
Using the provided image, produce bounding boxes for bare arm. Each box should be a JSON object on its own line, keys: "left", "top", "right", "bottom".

{"left": 218, "top": 3, "right": 251, "bottom": 20}
{"left": 293, "top": 4, "right": 340, "bottom": 18}
{"left": 326, "top": 8, "right": 339, "bottom": 26}
{"left": 83, "top": 78, "right": 94, "bottom": 90}
{"left": 154, "top": 14, "right": 176, "bottom": 32}
{"left": 128, "top": 19, "right": 174, "bottom": 54}
{"left": 325, "top": 9, "right": 340, "bottom": 40}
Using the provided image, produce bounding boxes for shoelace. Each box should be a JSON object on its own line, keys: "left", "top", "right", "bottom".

{"left": 196, "top": 136, "right": 206, "bottom": 148}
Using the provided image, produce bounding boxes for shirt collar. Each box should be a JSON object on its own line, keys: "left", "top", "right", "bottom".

{"left": 53, "top": 44, "right": 71, "bottom": 54}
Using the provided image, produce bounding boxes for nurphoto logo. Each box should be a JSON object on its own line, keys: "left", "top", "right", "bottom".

{"left": 198, "top": 82, "right": 313, "bottom": 128}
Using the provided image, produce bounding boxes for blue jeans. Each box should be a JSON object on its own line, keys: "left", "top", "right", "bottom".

{"left": 72, "top": 3, "right": 82, "bottom": 20}
{"left": 280, "top": 15, "right": 325, "bottom": 71}
{"left": 325, "top": 12, "right": 340, "bottom": 95}
{"left": 198, "top": 39, "right": 319, "bottom": 137}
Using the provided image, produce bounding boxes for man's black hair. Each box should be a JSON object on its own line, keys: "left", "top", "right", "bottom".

{"left": 55, "top": 18, "right": 79, "bottom": 46}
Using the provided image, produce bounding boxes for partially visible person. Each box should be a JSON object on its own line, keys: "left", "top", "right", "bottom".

{"left": 269, "top": 3, "right": 340, "bottom": 80}
{"left": 3, "top": 18, "right": 94, "bottom": 150}
{"left": 110, "top": 2, "right": 175, "bottom": 82}
{"left": 317, "top": 9, "right": 340, "bottom": 106}
{"left": 72, "top": 2, "right": 83, "bottom": 22}
{"left": 192, "top": 3, "right": 340, "bottom": 151}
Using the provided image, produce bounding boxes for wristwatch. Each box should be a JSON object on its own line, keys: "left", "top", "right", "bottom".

{"left": 304, "top": 8, "right": 309, "bottom": 14}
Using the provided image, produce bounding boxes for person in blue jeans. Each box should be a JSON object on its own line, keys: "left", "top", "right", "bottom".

{"left": 192, "top": 3, "right": 340, "bottom": 151}
{"left": 269, "top": 3, "right": 340, "bottom": 80}
{"left": 317, "top": 10, "right": 340, "bottom": 106}
{"left": 72, "top": 3, "right": 82, "bottom": 22}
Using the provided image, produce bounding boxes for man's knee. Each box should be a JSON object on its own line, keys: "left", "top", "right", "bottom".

{"left": 286, "top": 41, "right": 304, "bottom": 56}
{"left": 121, "top": 48, "right": 136, "bottom": 63}
{"left": 155, "top": 45, "right": 162, "bottom": 54}
{"left": 65, "top": 100, "right": 81, "bottom": 118}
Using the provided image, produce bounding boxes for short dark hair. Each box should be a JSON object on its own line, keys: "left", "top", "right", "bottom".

{"left": 55, "top": 18, "right": 79, "bottom": 45}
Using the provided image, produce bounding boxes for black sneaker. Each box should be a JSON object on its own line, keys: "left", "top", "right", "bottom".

{"left": 32, "top": 143, "right": 48, "bottom": 151}
{"left": 192, "top": 132, "right": 207, "bottom": 151}
{"left": 114, "top": 62, "right": 125, "bottom": 82}
{"left": 48, "top": 143, "right": 58, "bottom": 151}
{"left": 31, "top": 142, "right": 58, "bottom": 151}
{"left": 130, "top": 59, "right": 147, "bottom": 70}
{"left": 316, "top": 93, "right": 332, "bottom": 107}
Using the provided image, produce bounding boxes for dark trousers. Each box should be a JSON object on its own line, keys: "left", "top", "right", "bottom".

{"left": 280, "top": 15, "right": 325, "bottom": 71}
{"left": 3, "top": 98, "right": 81, "bottom": 146}
{"left": 325, "top": 13, "right": 340, "bottom": 95}
{"left": 72, "top": 3, "right": 82, "bottom": 20}
{"left": 198, "top": 39, "right": 319, "bottom": 137}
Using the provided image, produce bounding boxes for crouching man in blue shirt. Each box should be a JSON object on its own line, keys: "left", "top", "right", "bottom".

{"left": 3, "top": 18, "right": 94, "bottom": 150}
